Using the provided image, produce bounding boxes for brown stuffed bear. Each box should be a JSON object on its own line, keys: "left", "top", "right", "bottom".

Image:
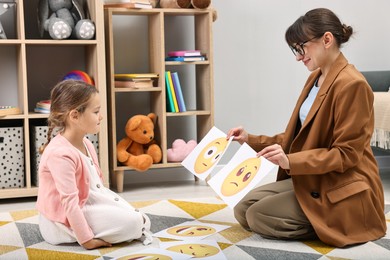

{"left": 117, "top": 113, "right": 162, "bottom": 171}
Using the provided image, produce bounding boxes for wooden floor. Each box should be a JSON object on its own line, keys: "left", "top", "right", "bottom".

{"left": 1, "top": 169, "right": 390, "bottom": 212}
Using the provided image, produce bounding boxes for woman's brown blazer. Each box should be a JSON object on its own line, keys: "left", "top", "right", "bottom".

{"left": 248, "top": 53, "right": 387, "bottom": 247}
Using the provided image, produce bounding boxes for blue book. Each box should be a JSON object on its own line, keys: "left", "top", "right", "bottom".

{"left": 165, "top": 71, "right": 175, "bottom": 112}
{"left": 171, "top": 72, "right": 186, "bottom": 112}
{"left": 165, "top": 56, "right": 206, "bottom": 62}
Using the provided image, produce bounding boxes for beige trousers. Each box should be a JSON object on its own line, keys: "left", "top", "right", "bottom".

{"left": 234, "top": 178, "right": 317, "bottom": 240}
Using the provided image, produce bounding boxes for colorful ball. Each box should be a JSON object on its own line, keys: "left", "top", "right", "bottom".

{"left": 62, "top": 70, "right": 94, "bottom": 85}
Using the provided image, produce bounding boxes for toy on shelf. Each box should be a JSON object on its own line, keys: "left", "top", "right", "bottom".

{"left": 167, "top": 139, "right": 197, "bottom": 162}
{"left": 62, "top": 70, "right": 95, "bottom": 85}
{"left": 159, "top": 0, "right": 217, "bottom": 21}
{"left": 117, "top": 113, "right": 162, "bottom": 171}
{"left": 0, "top": 106, "right": 21, "bottom": 117}
{"left": 37, "top": 0, "right": 95, "bottom": 40}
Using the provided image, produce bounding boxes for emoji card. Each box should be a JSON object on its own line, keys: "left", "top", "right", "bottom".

{"left": 182, "top": 126, "right": 233, "bottom": 180}
{"left": 208, "top": 142, "right": 277, "bottom": 209}
{"left": 160, "top": 239, "right": 227, "bottom": 260}
{"left": 152, "top": 220, "right": 230, "bottom": 241}
{"left": 113, "top": 247, "right": 192, "bottom": 260}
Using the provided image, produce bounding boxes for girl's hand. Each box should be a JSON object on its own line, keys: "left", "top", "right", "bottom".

{"left": 257, "top": 144, "right": 290, "bottom": 170}
{"left": 82, "top": 238, "right": 112, "bottom": 250}
{"left": 226, "top": 126, "right": 248, "bottom": 145}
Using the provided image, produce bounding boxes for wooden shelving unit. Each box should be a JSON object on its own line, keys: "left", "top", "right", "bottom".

{"left": 0, "top": 0, "right": 108, "bottom": 199}
{"left": 104, "top": 8, "right": 214, "bottom": 192}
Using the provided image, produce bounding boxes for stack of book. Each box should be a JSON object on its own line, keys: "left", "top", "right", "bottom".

{"left": 114, "top": 73, "right": 158, "bottom": 89}
{"left": 104, "top": 0, "right": 152, "bottom": 9}
{"left": 165, "top": 50, "right": 206, "bottom": 62}
{"left": 34, "top": 100, "right": 51, "bottom": 114}
{"left": 165, "top": 71, "right": 186, "bottom": 113}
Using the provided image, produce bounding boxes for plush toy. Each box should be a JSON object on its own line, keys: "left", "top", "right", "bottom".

{"left": 117, "top": 113, "right": 162, "bottom": 171}
{"left": 62, "top": 70, "right": 94, "bottom": 85}
{"left": 159, "top": 0, "right": 217, "bottom": 21}
{"left": 37, "top": 0, "right": 95, "bottom": 40}
{"left": 167, "top": 139, "right": 197, "bottom": 162}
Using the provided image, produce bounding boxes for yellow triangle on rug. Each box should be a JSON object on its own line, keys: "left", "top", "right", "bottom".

{"left": 168, "top": 199, "right": 227, "bottom": 219}
{"left": 10, "top": 210, "right": 38, "bottom": 222}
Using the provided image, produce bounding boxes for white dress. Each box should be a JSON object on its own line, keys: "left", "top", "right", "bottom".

{"left": 39, "top": 144, "right": 152, "bottom": 245}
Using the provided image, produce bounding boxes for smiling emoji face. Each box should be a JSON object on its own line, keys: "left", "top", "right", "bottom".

{"left": 221, "top": 157, "right": 261, "bottom": 197}
{"left": 194, "top": 137, "right": 228, "bottom": 174}
{"left": 167, "top": 243, "right": 220, "bottom": 258}
{"left": 167, "top": 225, "right": 216, "bottom": 237}
{"left": 117, "top": 253, "right": 172, "bottom": 260}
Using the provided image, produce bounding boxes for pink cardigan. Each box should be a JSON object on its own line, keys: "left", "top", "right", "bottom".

{"left": 36, "top": 134, "right": 103, "bottom": 244}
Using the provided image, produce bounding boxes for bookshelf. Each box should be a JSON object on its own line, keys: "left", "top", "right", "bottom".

{"left": 104, "top": 8, "right": 214, "bottom": 192}
{"left": 0, "top": 0, "right": 108, "bottom": 199}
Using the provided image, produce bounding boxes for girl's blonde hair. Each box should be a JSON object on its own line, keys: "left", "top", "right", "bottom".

{"left": 39, "top": 80, "right": 98, "bottom": 154}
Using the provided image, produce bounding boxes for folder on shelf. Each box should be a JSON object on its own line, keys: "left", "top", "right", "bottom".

{"left": 165, "top": 71, "right": 175, "bottom": 112}
{"left": 166, "top": 71, "right": 179, "bottom": 112}
{"left": 171, "top": 72, "right": 186, "bottom": 112}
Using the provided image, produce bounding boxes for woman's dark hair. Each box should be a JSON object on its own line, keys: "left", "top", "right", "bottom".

{"left": 39, "top": 79, "right": 98, "bottom": 153}
{"left": 285, "top": 8, "right": 353, "bottom": 47}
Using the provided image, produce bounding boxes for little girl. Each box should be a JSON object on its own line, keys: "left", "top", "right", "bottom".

{"left": 36, "top": 80, "right": 152, "bottom": 250}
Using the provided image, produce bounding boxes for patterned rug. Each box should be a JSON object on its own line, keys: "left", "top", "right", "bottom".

{"left": 1, "top": 197, "right": 390, "bottom": 259}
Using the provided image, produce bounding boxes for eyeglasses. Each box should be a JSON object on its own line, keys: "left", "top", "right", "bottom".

{"left": 289, "top": 36, "right": 317, "bottom": 56}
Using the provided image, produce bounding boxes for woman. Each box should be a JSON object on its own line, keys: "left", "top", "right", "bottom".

{"left": 227, "top": 8, "right": 386, "bottom": 247}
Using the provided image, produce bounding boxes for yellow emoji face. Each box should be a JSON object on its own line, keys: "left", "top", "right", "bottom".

{"left": 194, "top": 137, "right": 228, "bottom": 174}
{"left": 167, "top": 243, "right": 220, "bottom": 258}
{"left": 117, "top": 253, "right": 172, "bottom": 260}
{"left": 221, "top": 157, "right": 261, "bottom": 197}
{"left": 167, "top": 225, "right": 216, "bottom": 237}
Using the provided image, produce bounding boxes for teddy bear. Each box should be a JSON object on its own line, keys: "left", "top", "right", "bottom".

{"left": 117, "top": 113, "right": 162, "bottom": 171}
{"left": 167, "top": 139, "right": 197, "bottom": 162}
{"left": 159, "top": 0, "right": 217, "bottom": 21}
{"left": 37, "top": 0, "right": 95, "bottom": 40}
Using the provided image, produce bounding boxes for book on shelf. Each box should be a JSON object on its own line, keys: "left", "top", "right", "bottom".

{"left": 167, "top": 50, "right": 202, "bottom": 57}
{"left": 34, "top": 100, "right": 51, "bottom": 114}
{"left": 166, "top": 71, "right": 179, "bottom": 112}
{"left": 165, "top": 56, "right": 206, "bottom": 62}
{"left": 114, "top": 73, "right": 158, "bottom": 81}
{"left": 165, "top": 71, "right": 175, "bottom": 113}
{"left": 104, "top": 1, "right": 152, "bottom": 9}
{"left": 114, "top": 79, "right": 154, "bottom": 89}
{"left": 171, "top": 72, "right": 186, "bottom": 112}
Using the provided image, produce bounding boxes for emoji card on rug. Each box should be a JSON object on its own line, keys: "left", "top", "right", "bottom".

{"left": 160, "top": 239, "right": 227, "bottom": 260}
{"left": 208, "top": 142, "right": 277, "bottom": 209}
{"left": 152, "top": 220, "right": 230, "bottom": 241}
{"left": 114, "top": 247, "right": 192, "bottom": 260}
{"left": 182, "top": 126, "right": 233, "bottom": 180}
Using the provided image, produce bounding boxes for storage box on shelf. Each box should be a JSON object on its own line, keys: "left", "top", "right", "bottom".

{"left": 0, "top": 125, "right": 25, "bottom": 189}
{"left": 0, "top": 0, "right": 108, "bottom": 199}
{"left": 105, "top": 8, "right": 214, "bottom": 192}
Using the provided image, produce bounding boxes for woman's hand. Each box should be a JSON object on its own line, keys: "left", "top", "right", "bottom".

{"left": 82, "top": 238, "right": 112, "bottom": 250}
{"left": 257, "top": 144, "right": 290, "bottom": 170}
{"left": 226, "top": 126, "right": 248, "bottom": 145}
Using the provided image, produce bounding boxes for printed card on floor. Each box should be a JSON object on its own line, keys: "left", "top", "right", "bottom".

{"left": 160, "top": 239, "right": 227, "bottom": 260}
{"left": 152, "top": 220, "right": 230, "bottom": 241}
{"left": 208, "top": 142, "right": 277, "bottom": 209}
{"left": 182, "top": 126, "right": 233, "bottom": 180}
{"left": 113, "top": 247, "right": 192, "bottom": 260}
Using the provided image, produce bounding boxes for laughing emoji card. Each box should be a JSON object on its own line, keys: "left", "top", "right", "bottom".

{"left": 182, "top": 126, "right": 233, "bottom": 180}
{"left": 208, "top": 143, "right": 277, "bottom": 209}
